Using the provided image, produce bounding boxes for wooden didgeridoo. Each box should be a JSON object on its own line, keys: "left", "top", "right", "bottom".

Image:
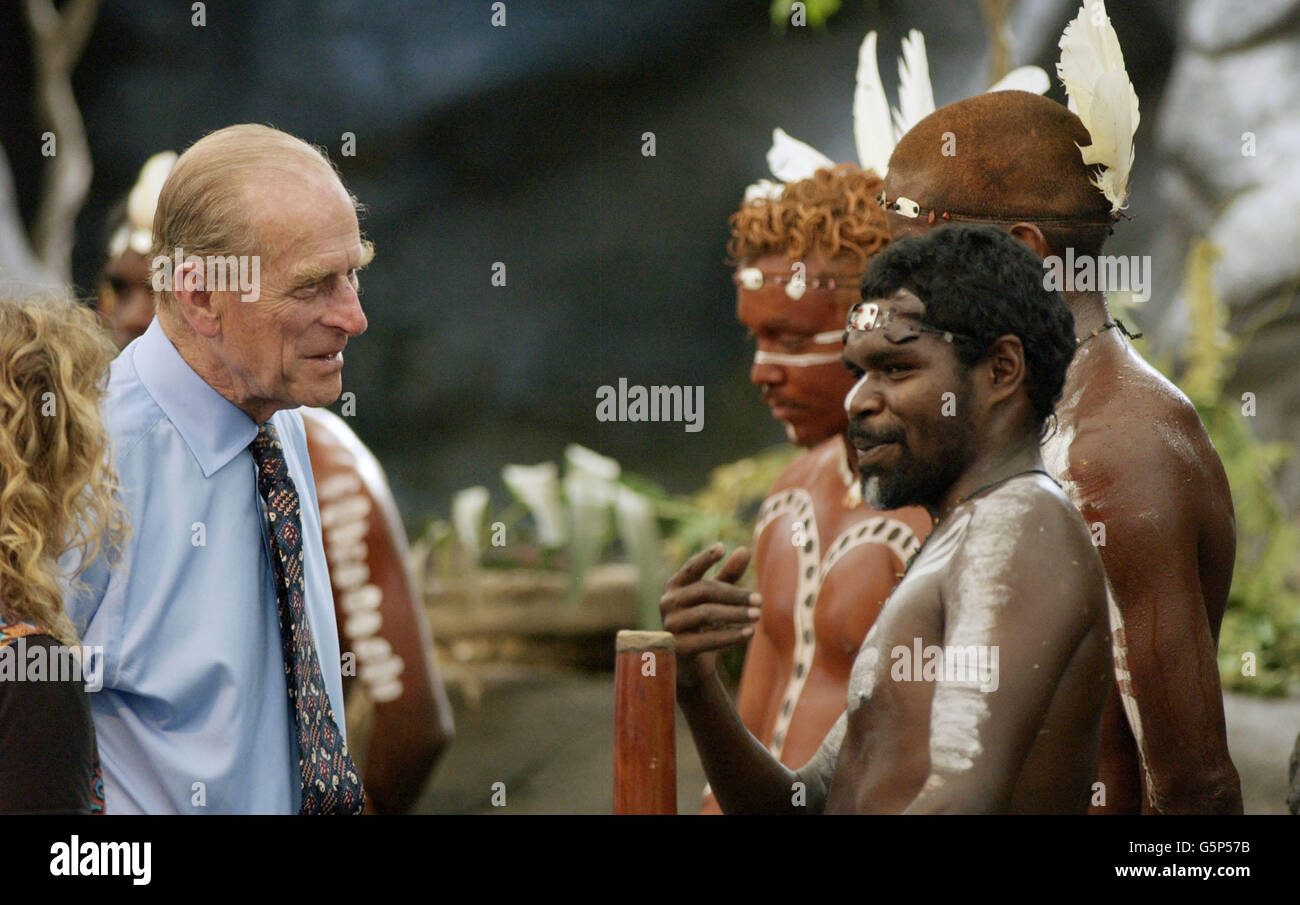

{"left": 613, "top": 630, "right": 677, "bottom": 814}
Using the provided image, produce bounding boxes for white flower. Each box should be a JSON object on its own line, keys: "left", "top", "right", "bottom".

{"left": 564, "top": 444, "right": 620, "bottom": 484}
{"left": 503, "top": 462, "right": 567, "bottom": 548}
{"left": 614, "top": 485, "right": 657, "bottom": 565}
{"left": 614, "top": 486, "right": 665, "bottom": 628}
{"left": 563, "top": 445, "right": 620, "bottom": 587}
{"left": 451, "top": 486, "right": 491, "bottom": 562}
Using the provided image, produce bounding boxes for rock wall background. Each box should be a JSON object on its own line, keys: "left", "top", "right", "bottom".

{"left": 0, "top": 0, "right": 1292, "bottom": 528}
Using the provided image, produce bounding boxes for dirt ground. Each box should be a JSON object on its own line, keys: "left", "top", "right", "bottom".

{"left": 414, "top": 667, "right": 1298, "bottom": 815}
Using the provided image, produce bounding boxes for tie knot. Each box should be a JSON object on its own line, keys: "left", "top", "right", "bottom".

{"left": 251, "top": 422, "right": 289, "bottom": 492}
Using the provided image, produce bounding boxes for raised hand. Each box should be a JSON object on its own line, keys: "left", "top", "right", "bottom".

{"left": 659, "top": 543, "right": 761, "bottom": 688}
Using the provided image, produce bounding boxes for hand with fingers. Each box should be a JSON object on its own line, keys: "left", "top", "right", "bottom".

{"left": 659, "top": 543, "right": 762, "bottom": 689}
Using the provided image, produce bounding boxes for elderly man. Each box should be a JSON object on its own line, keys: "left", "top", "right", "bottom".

{"left": 94, "top": 151, "right": 453, "bottom": 815}
{"left": 68, "top": 124, "right": 370, "bottom": 814}
{"left": 663, "top": 225, "right": 1112, "bottom": 814}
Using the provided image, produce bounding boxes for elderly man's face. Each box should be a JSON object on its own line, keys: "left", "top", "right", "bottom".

{"left": 217, "top": 170, "right": 370, "bottom": 419}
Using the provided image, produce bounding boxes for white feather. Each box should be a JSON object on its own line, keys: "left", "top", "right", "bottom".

{"left": 1056, "top": 0, "right": 1139, "bottom": 212}
{"left": 853, "top": 31, "right": 895, "bottom": 177}
{"left": 744, "top": 179, "right": 784, "bottom": 203}
{"left": 1079, "top": 70, "right": 1136, "bottom": 210}
{"left": 987, "top": 65, "right": 1050, "bottom": 95}
{"left": 766, "top": 127, "right": 835, "bottom": 184}
{"left": 891, "top": 30, "right": 936, "bottom": 143}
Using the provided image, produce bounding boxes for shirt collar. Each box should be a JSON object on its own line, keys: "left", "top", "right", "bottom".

{"left": 133, "top": 318, "right": 258, "bottom": 477}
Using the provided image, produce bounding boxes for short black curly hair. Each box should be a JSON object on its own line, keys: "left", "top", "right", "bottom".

{"left": 858, "top": 224, "right": 1076, "bottom": 427}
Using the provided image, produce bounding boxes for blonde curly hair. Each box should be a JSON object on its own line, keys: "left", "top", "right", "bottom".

{"left": 0, "top": 296, "right": 127, "bottom": 647}
{"left": 727, "top": 163, "right": 890, "bottom": 272}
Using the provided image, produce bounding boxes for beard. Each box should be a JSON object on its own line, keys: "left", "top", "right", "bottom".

{"left": 854, "top": 383, "right": 976, "bottom": 512}
{"left": 861, "top": 444, "right": 968, "bottom": 511}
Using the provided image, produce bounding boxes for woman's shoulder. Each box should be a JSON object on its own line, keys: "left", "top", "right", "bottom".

{"left": 1, "top": 617, "right": 47, "bottom": 648}
{"left": 0, "top": 616, "right": 101, "bottom": 815}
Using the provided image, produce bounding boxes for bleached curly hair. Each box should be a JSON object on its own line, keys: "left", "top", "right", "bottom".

{"left": 0, "top": 296, "right": 127, "bottom": 647}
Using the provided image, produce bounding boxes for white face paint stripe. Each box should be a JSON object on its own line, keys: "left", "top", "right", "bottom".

{"left": 811, "top": 330, "right": 845, "bottom": 345}
{"left": 844, "top": 372, "right": 871, "bottom": 414}
{"left": 754, "top": 350, "right": 843, "bottom": 368}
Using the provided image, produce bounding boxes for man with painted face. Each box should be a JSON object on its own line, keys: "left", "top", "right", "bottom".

{"left": 699, "top": 164, "right": 930, "bottom": 812}
{"left": 876, "top": 3, "right": 1241, "bottom": 814}
{"left": 661, "top": 224, "right": 1112, "bottom": 813}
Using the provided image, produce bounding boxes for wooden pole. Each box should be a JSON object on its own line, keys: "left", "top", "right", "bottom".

{"left": 613, "top": 630, "right": 677, "bottom": 814}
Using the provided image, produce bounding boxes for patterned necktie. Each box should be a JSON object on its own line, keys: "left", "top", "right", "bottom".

{"left": 251, "top": 422, "right": 365, "bottom": 815}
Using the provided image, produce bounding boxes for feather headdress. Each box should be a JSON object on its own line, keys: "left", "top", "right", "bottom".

{"left": 108, "top": 151, "right": 177, "bottom": 258}
{"left": 747, "top": 30, "right": 1050, "bottom": 200}
{"left": 1056, "top": 0, "right": 1139, "bottom": 215}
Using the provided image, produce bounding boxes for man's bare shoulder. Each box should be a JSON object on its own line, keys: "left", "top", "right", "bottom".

{"left": 1071, "top": 342, "right": 1217, "bottom": 471}
{"left": 1062, "top": 341, "right": 1227, "bottom": 507}
{"left": 961, "top": 473, "right": 1096, "bottom": 554}
{"left": 768, "top": 436, "right": 843, "bottom": 493}
{"left": 943, "top": 474, "right": 1106, "bottom": 621}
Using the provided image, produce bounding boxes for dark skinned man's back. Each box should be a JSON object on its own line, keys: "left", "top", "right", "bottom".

{"left": 1044, "top": 328, "right": 1241, "bottom": 814}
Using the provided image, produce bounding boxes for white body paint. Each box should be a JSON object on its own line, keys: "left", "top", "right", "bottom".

{"left": 1039, "top": 386, "right": 1081, "bottom": 501}
{"left": 923, "top": 487, "right": 1033, "bottom": 774}
{"left": 318, "top": 470, "right": 406, "bottom": 703}
{"left": 850, "top": 646, "right": 879, "bottom": 705}
{"left": 811, "top": 330, "right": 846, "bottom": 345}
{"left": 1040, "top": 405, "right": 1156, "bottom": 799}
{"left": 754, "top": 489, "right": 820, "bottom": 757}
{"left": 1105, "top": 577, "right": 1156, "bottom": 797}
{"left": 754, "top": 482, "right": 919, "bottom": 759}
{"left": 844, "top": 372, "right": 870, "bottom": 414}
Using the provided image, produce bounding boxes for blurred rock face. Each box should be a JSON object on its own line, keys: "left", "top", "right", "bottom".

{"left": 17, "top": 0, "right": 1297, "bottom": 522}
{"left": 1152, "top": 0, "right": 1300, "bottom": 508}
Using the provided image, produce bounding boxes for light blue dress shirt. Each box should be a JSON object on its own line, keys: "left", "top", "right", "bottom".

{"left": 66, "top": 319, "right": 346, "bottom": 814}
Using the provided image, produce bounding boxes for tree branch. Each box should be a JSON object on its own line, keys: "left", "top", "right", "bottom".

{"left": 23, "top": 0, "right": 101, "bottom": 285}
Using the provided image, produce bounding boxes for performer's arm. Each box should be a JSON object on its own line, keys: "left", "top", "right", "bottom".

{"left": 662, "top": 545, "right": 811, "bottom": 814}
{"left": 304, "top": 410, "right": 454, "bottom": 814}
{"left": 346, "top": 479, "right": 455, "bottom": 813}
{"left": 1077, "top": 436, "right": 1241, "bottom": 814}
{"left": 698, "top": 574, "right": 781, "bottom": 814}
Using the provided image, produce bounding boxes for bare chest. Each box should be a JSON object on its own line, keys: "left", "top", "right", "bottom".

{"left": 752, "top": 485, "right": 921, "bottom": 654}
